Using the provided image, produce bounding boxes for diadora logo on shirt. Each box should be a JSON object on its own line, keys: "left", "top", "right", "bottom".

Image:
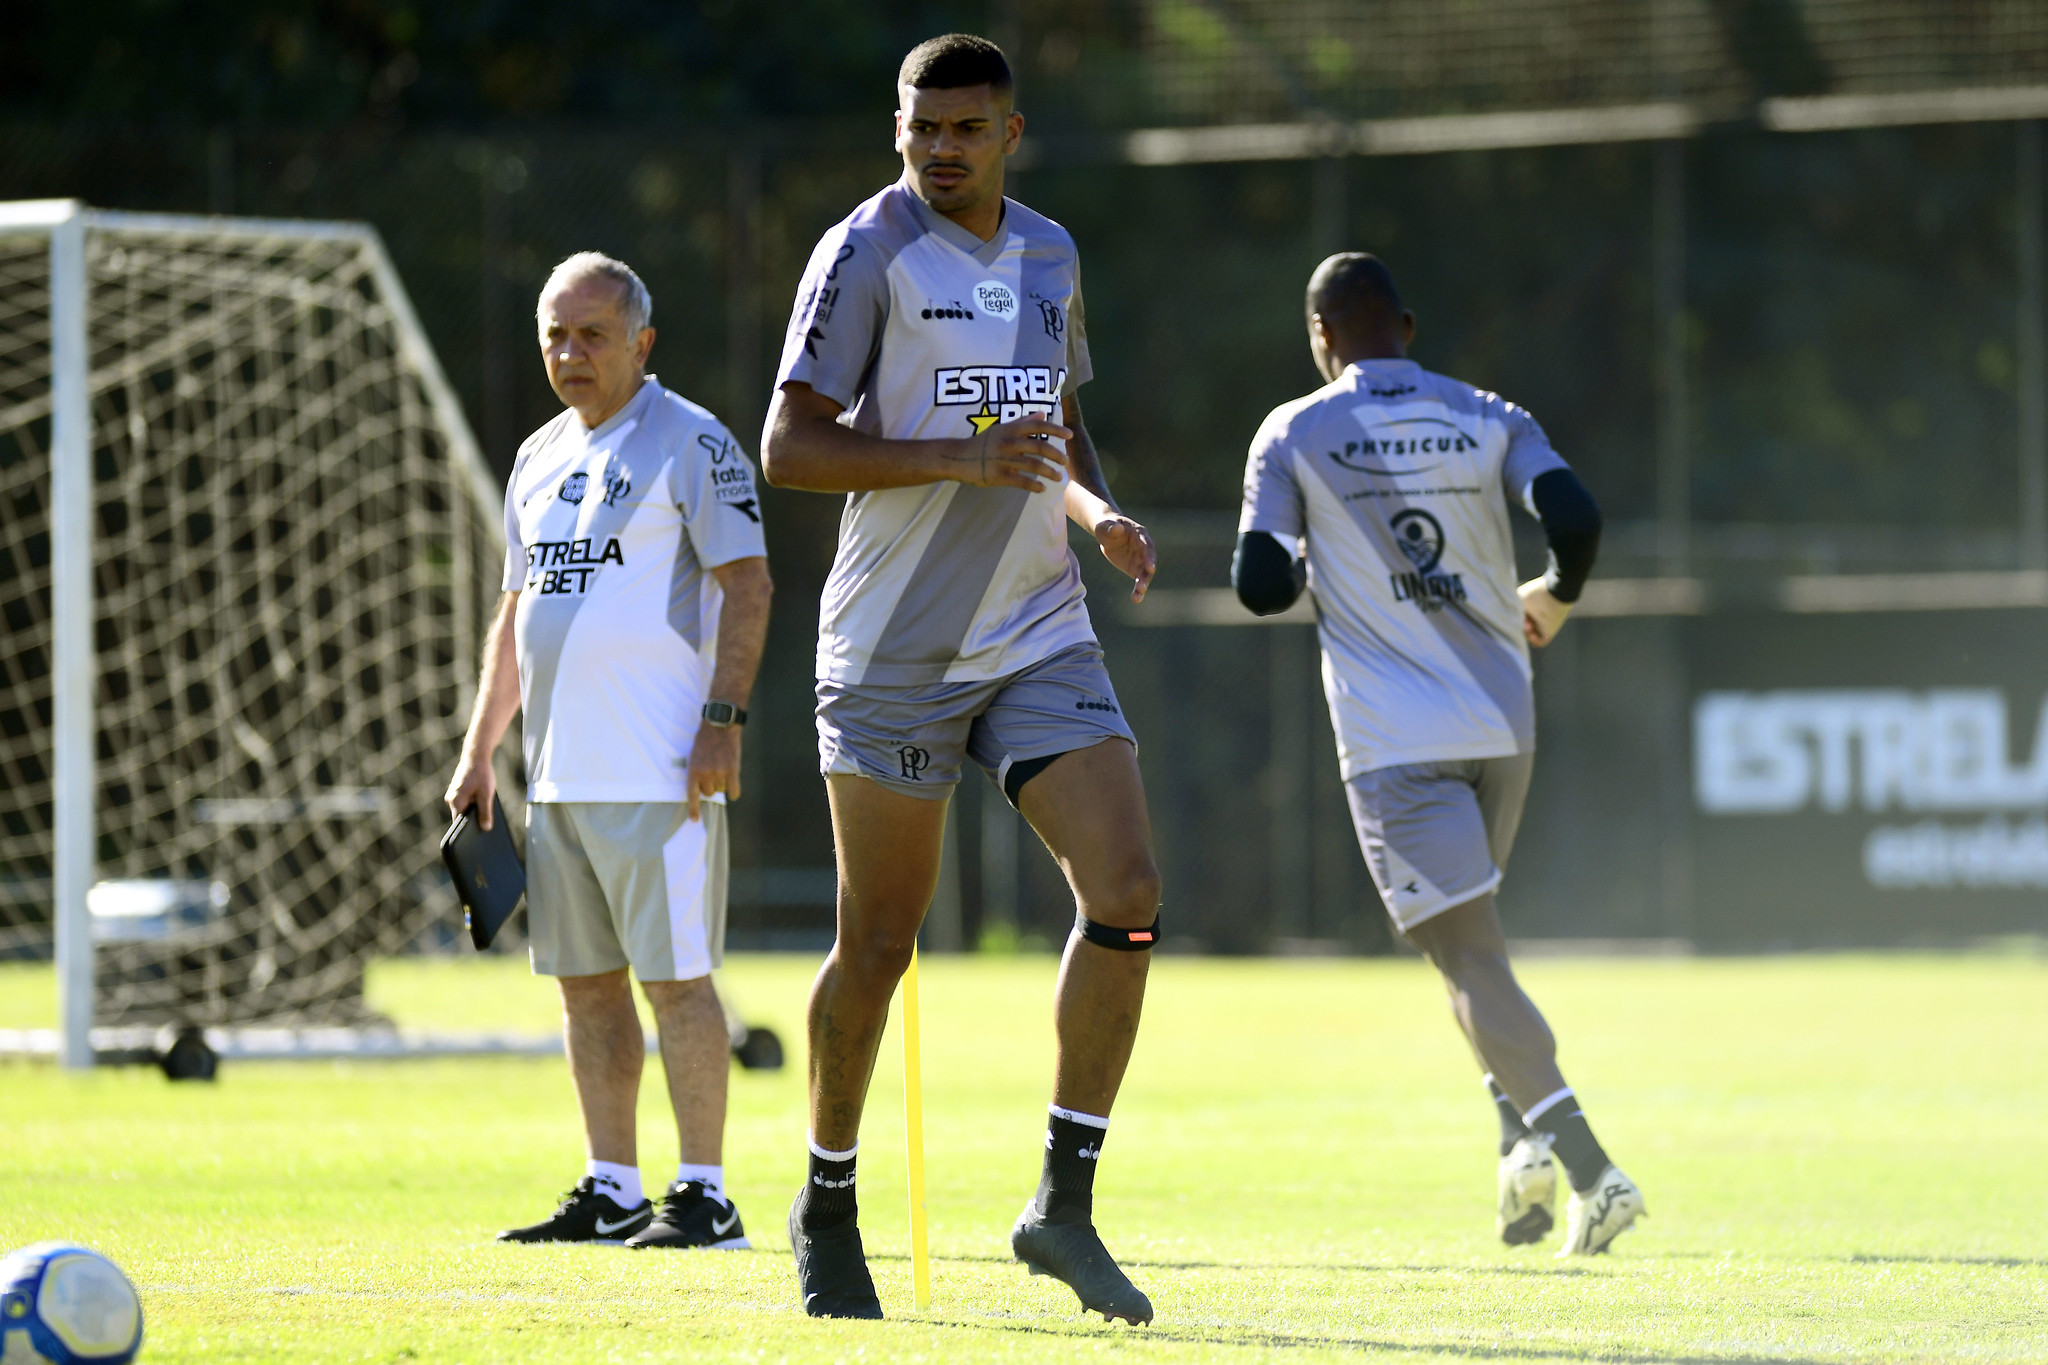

{"left": 1387, "top": 508, "right": 1466, "bottom": 611}
{"left": 972, "top": 279, "right": 1018, "bottom": 319}
{"left": 524, "top": 537, "right": 625, "bottom": 595}
{"left": 1330, "top": 415, "right": 1479, "bottom": 475}
{"left": 935, "top": 366, "right": 1067, "bottom": 434}
{"left": 921, "top": 298, "right": 978, "bottom": 321}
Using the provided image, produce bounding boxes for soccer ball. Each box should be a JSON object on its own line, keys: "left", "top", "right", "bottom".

{"left": 0, "top": 1244, "right": 143, "bottom": 1364}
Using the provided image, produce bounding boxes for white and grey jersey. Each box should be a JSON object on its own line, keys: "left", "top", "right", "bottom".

{"left": 775, "top": 179, "right": 1097, "bottom": 685}
{"left": 1238, "top": 359, "right": 1569, "bottom": 777}
{"left": 503, "top": 376, "right": 768, "bottom": 803}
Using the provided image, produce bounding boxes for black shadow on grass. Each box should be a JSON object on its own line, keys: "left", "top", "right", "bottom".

{"left": 906, "top": 1251, "right": 1593, "bottom": 1278}
{"left": 927, "top": 1313, "right": 1841, "bottom": 1364}
{"left": 1844, "top": 1253, "right": 2048, "bottom": 1268}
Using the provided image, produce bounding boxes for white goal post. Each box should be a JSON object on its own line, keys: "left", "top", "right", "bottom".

{"left": 0, "top": 201, "right": 505, "bottom": 1067}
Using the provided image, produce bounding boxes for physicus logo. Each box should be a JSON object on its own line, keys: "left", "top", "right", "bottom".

{"left": 973, "top": 280, "right": 1018, "bottom": 320}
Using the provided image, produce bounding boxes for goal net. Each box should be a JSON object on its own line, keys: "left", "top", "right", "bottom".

{"left": 0, "top": 203, "right": 508, "bottom": 1046}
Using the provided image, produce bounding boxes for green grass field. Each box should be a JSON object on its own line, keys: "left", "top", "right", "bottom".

{"left": 3, "top": 951, "right": 2045, "bottom": 1363}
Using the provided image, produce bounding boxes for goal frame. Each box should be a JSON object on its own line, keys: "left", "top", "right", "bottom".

{"left": 0, "top": 199, "right": 500, "bottom": 1068}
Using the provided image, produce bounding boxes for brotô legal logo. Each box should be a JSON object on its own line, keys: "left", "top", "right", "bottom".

{"left": 1328, "top": 414, "right": 1477, "bottom": 475}
{"left": 973, "top": 279, "right": 1018, "bottom": 320}
{"left": 1390, "top": 508, "right": 1446, "bottom": 574}
{"left": 559, "top": 471, "right": 588, "bottom": 504}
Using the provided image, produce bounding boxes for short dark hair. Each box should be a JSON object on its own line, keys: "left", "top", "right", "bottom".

{"left": 1307, "top": 252, "right": 1404, "bottom": 327}
{"left": 898, "top": 33, "right": 1013, "bottom": 95}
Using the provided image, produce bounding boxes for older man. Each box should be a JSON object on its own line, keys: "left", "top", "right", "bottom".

{"left": 446, "top": 252, "right": 773, "bottom": 1250}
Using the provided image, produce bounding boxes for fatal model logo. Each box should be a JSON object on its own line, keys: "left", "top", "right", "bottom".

{"left": 1390, "top": 508, "right": 1445, "bottom": 574}
{"left": 897, "top": 745, "right": 931, "bottom": 781}
{"left": 559, "top": 471, "right": 588, "bottom": 504}
{"left": 934, "top": 365, "right": 1067, "bottom": 434}
{"left": 973, "top": 279, "right": 1019, "bottom": 320}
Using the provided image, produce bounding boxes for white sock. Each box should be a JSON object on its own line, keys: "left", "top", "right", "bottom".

{"left": 586, "top": 1159, "right": 643, "bottom": 1208}
{"left": 677, "top": 1163, "right": 725, "bottom": 1204}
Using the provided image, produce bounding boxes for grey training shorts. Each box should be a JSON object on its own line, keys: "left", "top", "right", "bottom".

{"left": 525, "top": 801, "right": 728, "bottom": 981}
{"left": 817, "top": 643, "right": 1137, "bottom": 800}
{"left": 1345, "top": 752, "right": 1534, "bottom": 932}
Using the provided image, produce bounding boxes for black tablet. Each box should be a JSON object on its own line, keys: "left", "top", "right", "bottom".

{"left": 439, "top": 795, "right": 526, "bottom": 951}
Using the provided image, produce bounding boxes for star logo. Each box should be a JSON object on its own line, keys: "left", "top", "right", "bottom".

{"left": 966, "top": 403, "right": 1002, "bottom": 434}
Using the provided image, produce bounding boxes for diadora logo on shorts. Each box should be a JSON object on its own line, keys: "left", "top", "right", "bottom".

{"left": 1330, "top": 416, "right": 1478, "bottom": 475}
{"left": 972, "top": 279, "right": 1018, "bottom": 319}
{"left": 934, "top": 366, "right": 1067, "bottom": 435}
{"left": 897, "top": 746, "right": 931, "bottom": 781}
{"left": 1075, "top": 698, "right": 1119, "bottom": 714}
{"left": 524, "top": 537, "right": 625, "bottom": 595}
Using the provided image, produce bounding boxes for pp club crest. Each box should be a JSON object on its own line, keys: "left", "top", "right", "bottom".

{"left": 1390, "top": 508, "right": 1445, "bottom": 574}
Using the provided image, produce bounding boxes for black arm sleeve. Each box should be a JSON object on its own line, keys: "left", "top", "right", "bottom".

{"left": 1232, "top": 531, "right": 1307, "bottom": 616}
{"left": 1530, "top": 468, "right": 1603, "bottom": 603}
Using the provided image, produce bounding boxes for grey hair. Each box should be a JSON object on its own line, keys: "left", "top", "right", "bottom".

{"left": 538, "top": 252, "right": 653, "bottom": 335}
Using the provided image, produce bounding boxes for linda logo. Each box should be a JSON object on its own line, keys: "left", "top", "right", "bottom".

{"left": 1390, "top": 508, "right": 1445, "bottom": 574}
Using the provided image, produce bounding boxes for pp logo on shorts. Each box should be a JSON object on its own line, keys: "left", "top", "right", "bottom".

{"left": 897, "top": 746, "right": 931, "bottom": 781}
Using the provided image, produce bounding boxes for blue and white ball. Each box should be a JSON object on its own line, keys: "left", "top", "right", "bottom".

{"left": 0, "top": 1243, "right": 143, "bottom": 1365}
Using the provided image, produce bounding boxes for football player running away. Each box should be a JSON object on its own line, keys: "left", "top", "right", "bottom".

{"left": 1234, "top": 251, "right": 1646, "bottom": 1257}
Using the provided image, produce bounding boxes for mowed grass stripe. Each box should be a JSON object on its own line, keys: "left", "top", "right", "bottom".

{"left": 2, "top": 952, "right": 2044, "bottom": 1362}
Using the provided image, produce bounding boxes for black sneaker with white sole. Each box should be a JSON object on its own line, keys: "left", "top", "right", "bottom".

{"left": 495, "top": 1176, "right": 654, "bottom": 1244}
{"left": 625, "top": 1181, "right": 750, "bottom": 1250}
{"left": 787, "top": 1196, "right": 883, "bottom": 1319}
{"left": 1011, "top": 1201, "right": 1154, "bottom": 1325}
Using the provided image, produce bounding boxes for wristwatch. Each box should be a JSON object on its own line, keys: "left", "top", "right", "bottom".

{"left": 701, "top": 701, "right": 748, "bottom": 728}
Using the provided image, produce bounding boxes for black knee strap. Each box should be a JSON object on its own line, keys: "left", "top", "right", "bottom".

{"left": 1076, "top": 913, "right": 1160, "bottom": 951}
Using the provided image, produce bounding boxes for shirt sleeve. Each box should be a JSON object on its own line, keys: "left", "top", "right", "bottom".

{"left": 774, "top": 225, "right": 891, "bottom": 411}
{"left": 1237, "top": 410, "right": 1306, "bottom": 541}
{"left": 674, "top": 419, "right": 769, "bottom": 570}
{"left": 500, "top": 447, "right": 530, "bottom": 592}
{"left": 1498, "top": 398, "right": 1570, "bottom": 514}
{"left": 1063, "top": 266, "right": 1093, "bottom": 393}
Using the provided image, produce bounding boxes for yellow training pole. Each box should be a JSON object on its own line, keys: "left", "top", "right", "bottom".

{"left": 902, "top": 942, "right": 932, "bottom": 1310}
